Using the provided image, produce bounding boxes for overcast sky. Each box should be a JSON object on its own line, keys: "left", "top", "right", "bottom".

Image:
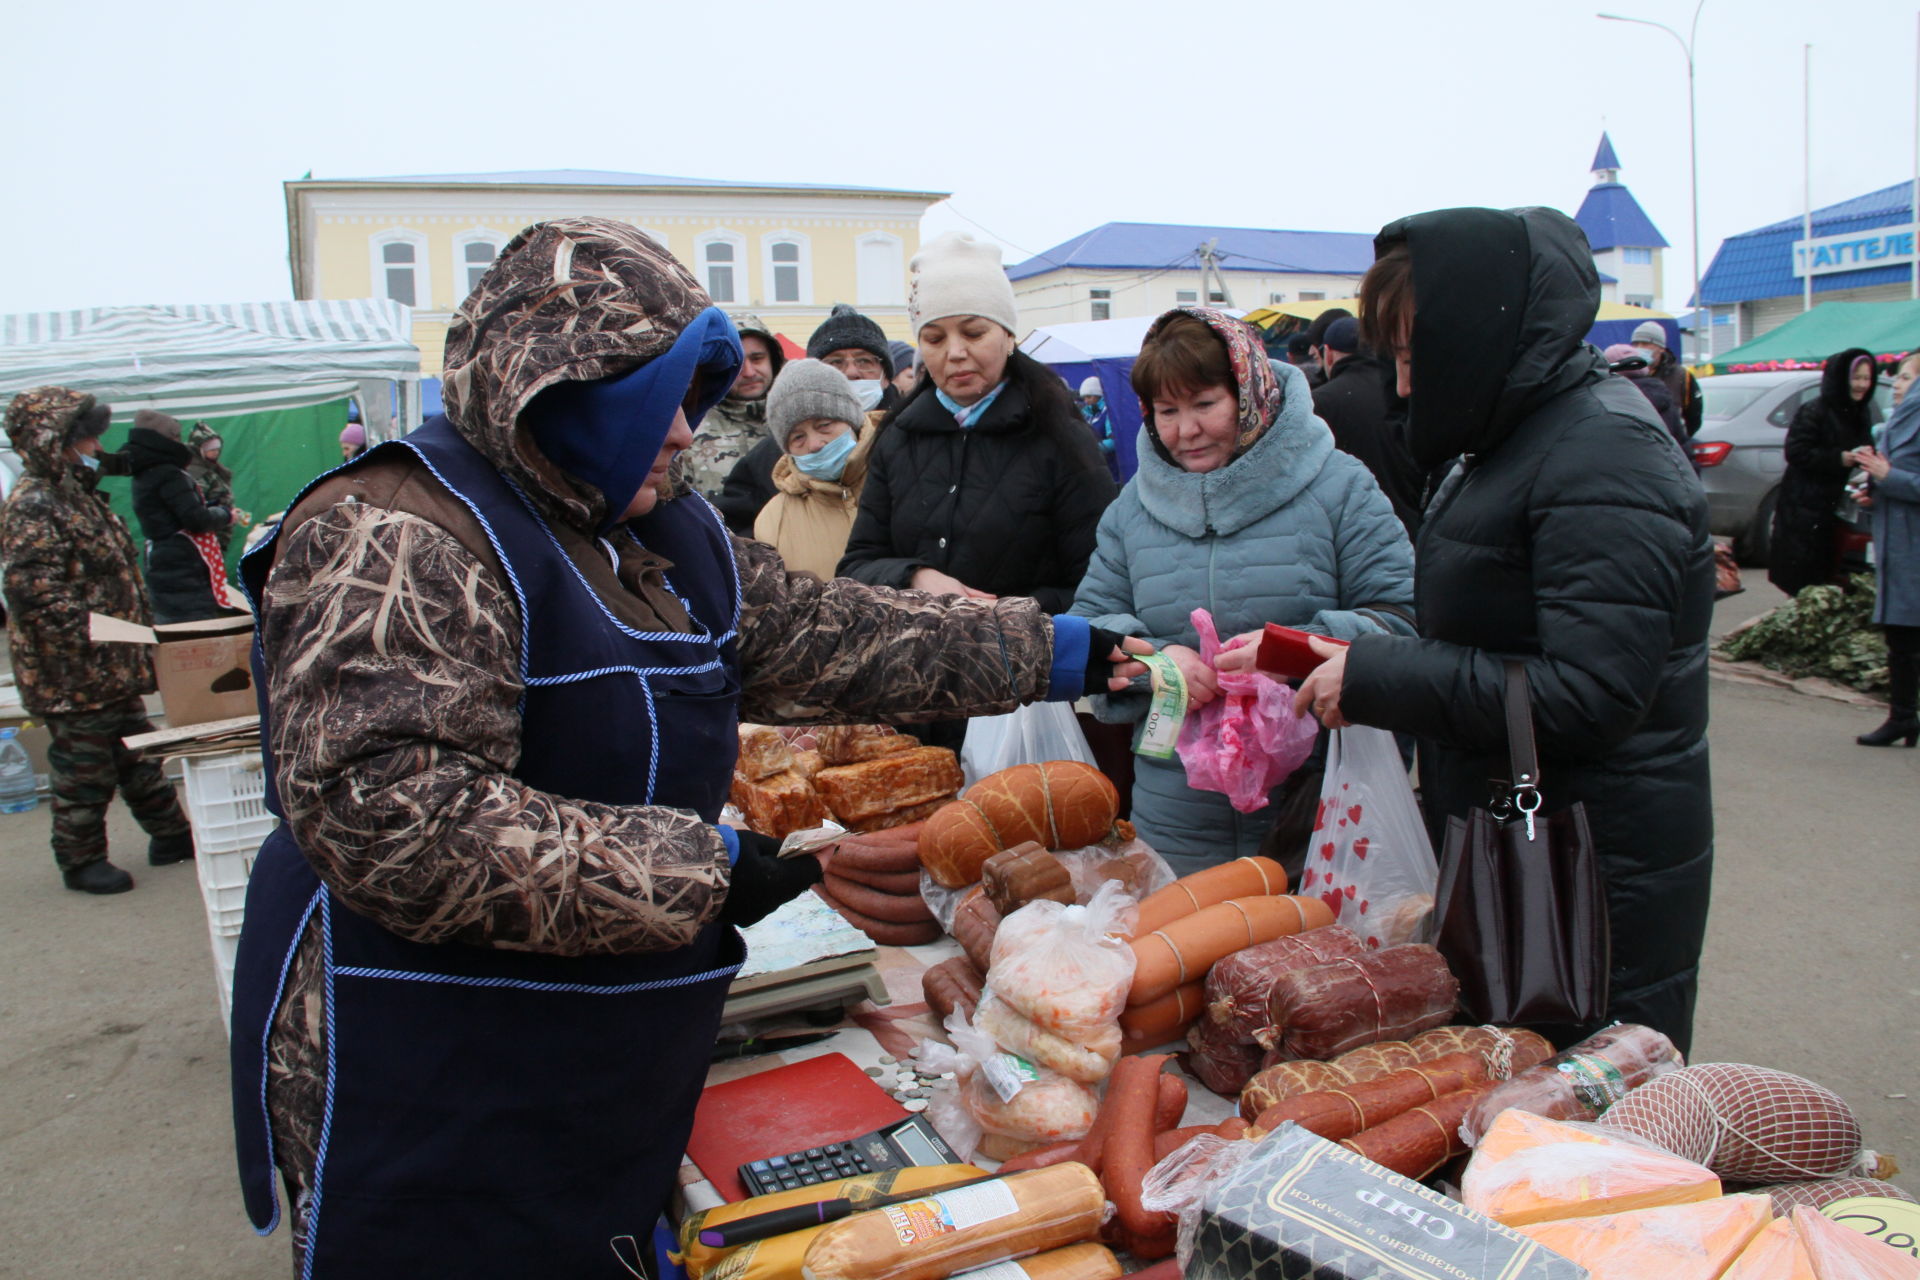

{"left": 4, "top": 0, "right": 1916, "bottom": 317}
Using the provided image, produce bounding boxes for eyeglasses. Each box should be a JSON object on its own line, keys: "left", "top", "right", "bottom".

{"left": 824, "top": 352, "right": 885, "bottom": 377}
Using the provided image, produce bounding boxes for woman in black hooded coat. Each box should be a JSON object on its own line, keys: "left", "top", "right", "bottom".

{"left": 1275, "top": 207, "right": 1717, "bottom": 1054}
{"left": 1768, "top": 347, "right": 1878, "bottom": 597}
{"left": 125, "top": 410, "right": 236, "bottom": 623}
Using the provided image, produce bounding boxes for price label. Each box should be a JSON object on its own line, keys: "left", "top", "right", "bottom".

{"left": 1824, "top": 1196, "right": 1920, "bottom": 1258}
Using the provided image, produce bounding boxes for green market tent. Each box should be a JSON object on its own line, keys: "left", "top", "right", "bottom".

{"left": 1711, "top": 299, "right": 1920, "bottom": 373}
{"left": 0, "top": 299, "right": 421, "bottom": 570}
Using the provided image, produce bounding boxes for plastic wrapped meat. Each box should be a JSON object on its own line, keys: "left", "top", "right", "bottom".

{"left": 1263, "top": 944, "right": 1460, "bottom": 1060}
{"left": 1203, "top": 924, "right": 1366, "bottom": 1046}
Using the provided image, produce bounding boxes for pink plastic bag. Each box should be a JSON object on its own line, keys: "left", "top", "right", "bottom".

{"left": 1175, "top": 608, "right": 1319, "bottom": 813}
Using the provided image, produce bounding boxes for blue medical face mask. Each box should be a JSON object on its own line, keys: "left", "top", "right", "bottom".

{"left": 846, "top": 379, "right": 885, "bottom": 412}
{"left": 793, "top": 427, "right": 858, "bottom": 481}
{"left": 76, "top": 452, "right": 101, "bottom": 471}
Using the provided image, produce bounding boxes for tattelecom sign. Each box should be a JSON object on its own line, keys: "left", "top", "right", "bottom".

{"left": 1791, "top": 227, "right": 1918, "bottom": 278}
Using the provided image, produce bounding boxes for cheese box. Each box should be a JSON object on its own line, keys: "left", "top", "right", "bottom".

{"left": 1189, "top": 1123, "right": 1590, "bottom": 1280}
{"left": 91, "top": 612, "right": 257, "bottom": 728}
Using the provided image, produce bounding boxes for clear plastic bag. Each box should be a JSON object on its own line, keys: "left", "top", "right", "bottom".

{"left": 960, "top": 701, "right": 1095, "bottom": 790}
{"left": 1055, "top": 837, "right": 1176, "bottom": 905}
{"left": 1175, "top": 608, "right": 1318, "bottom": 814}
{"left": 1138, "top": 1132, "right": 1260, "bottom": 1272}
{"left": 921, "top": 1011, "right": 1099, "bottom": 1159}
{"left": 1300, "top": 725, "right": 1438, "bottom": 948}
{"left": 987, "top": 880, "right": 1137, "bottom": 1038}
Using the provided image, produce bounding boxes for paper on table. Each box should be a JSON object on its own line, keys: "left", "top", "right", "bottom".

{"left": 734, "top": 890, "right": 874, "bottom": 981}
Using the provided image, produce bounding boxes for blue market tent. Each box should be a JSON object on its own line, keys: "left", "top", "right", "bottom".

{"left": 1021, "top": 314, "right": 1180, "bottom": 480}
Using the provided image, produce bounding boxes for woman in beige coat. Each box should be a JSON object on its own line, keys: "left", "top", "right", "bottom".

{"left": 753, "top": 359, "right": 877, "bottom": 578}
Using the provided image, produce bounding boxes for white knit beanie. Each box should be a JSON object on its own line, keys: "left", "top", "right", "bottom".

{"left": 908, "top": 232, "right": 1019, "bottom": 336}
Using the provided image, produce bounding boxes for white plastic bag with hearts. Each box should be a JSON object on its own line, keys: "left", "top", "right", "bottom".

{"left": 1301, "top": 725, "right": 1437, "bottom": 948}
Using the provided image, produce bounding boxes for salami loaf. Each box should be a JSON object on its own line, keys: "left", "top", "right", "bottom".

{"left": 1203, "top": 924, "right": 1366, "bottom": 1045}
{"left": 1263, "top": 944, "right": 1459, "bottom": 1060}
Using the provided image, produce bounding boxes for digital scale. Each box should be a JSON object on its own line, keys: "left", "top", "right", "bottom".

{"left": 737, "top": 1114, "right": 960, "bottom": 1198}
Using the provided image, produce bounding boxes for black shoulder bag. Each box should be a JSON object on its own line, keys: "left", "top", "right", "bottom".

{"left": 1432, "top": 661, "right": 1610, "bottom": 1026}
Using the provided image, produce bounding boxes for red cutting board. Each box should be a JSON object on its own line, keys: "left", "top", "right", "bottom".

{"left": 687, "top": 1053, "right": 909, "bottom": 1201}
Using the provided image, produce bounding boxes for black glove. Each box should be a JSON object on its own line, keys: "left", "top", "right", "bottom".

{"left": 718, "top": 829, "right": 824, "bottom": 928}
{"left": 1084, "top": 626, "right": 1132, "bottom": 694}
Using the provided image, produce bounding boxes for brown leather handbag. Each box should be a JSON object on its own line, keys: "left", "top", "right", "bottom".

{"left": 1433, "top": 661, "right": 1610, "bottom": 1026}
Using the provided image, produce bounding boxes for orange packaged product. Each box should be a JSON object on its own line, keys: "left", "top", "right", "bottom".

{"left": 1793, "top": 1204, "right": 1920, "bottom": 1280}
{"left": 1462, "top": 1108, "right": 1722, "bottom": 1227}
{"left": 1723, "top": 1216, "right": 1819, "bottom": 1280}
{"left": 1519, "top": 1193, "right": 1772, "bottom": 1280}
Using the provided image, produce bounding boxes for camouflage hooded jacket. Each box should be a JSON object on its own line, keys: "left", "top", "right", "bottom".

{"left": 184, "top": 421, "right": 235, "bottom": 553}
{"left": 0, "top": 387, "right": 157, "bottom": 715}
{"left": 258, "top": 219, "right": 1060, "bottom": 1193}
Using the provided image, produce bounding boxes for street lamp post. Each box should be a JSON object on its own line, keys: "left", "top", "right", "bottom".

{"left": 1600, "top": 3, "right": 1706, "bottom": 361}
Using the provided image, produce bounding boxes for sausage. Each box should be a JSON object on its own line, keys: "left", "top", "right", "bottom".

{"left": 993, "top": 1138, "right": 1085, "bottom": 1175}
{"left": 1128, "top": 896, "right": 1334, "bottom": 1006}
{"left": 812, "top": 886, "right": 943, "bottom": 946}
{"left": 1153, "top": 1073, "right": 1188, "bottom": 1131}
{"left": 1123, "top": 1261, "right": 1182, "bottom": 1280}
{"left": 828, "top": 860, "right": 924, "bottom": 894}
{"left": 1251, "top": 1052, "right": 1488, "bottom": 1141}
{"left": 921, "top": 956, "right": 985, "bottom": 1024}
{"left": 951, "top": 888, "right": 1003, "bottom": 975}
{"left": 822, "top": 874, "right": 935, "bottom": 925}
{"left": 829, "top": 831, "right": 923, "bottom": 875}
{"left": 997, "top": 1243, "right": 1124, "bottom": 1280}
{"left": 1102, "top": 1054, "right": 1174, "bottom": 1248}
{"left": 1340, "top": 1080, "right": 1495, "bottom": 1180}
{"left": 1151, "top": 1117, "right": 1250, "bottom": 1162}
{"left": 1133, "top": 857, "right": 1292, "bottom": 937}
{"left": 1118, "top": 983, "right": 1205, "bottom": 1049}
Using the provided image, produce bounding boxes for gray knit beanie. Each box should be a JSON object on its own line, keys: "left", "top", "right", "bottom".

{"left": 767, "top": 359, "right": 865, "bottom": 448}
{"left": 1631, "top": 320, "right": 1668, "bottom": 349}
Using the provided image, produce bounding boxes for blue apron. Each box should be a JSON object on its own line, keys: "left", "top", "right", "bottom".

{"left": 229, "top": 416, "right": 745, "bottom": 1278}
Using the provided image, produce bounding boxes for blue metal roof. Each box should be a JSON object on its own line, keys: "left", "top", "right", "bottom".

{"left": 1592, "top": 132, "right": 1622, "bottom": 173}
{"left": 1005, "top": 222, "right": 1375, "bottom": 282}
{"left": 1698, "top": 180, "right": 1916, "bottom": 305}
{"left": 311, "top": 169, "right": 944, "bottom": 197}
{"left": 1575, "top": 183, "right": 1670, "bottom": 252}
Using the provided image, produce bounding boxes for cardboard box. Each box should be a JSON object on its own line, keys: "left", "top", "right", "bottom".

{"left": 90, "top": 614, "right": 258, "bottom": 730}
{"left": 1190, "top": 1123, "right": 1589, "bottom": 1280}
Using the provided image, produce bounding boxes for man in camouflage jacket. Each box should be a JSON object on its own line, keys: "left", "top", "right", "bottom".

{"left": 679, "top": 311, "right": 783, "bottom": 497}
{"left": 236, "top": 217, "right": 1145, "bottom": 1274}
{"left": 0, "top": 388, "right": 193, "bottom": 894}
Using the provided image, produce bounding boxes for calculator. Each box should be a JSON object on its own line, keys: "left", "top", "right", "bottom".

{"left": 737, "top": 1114, "right": 961, "bottom": 1198}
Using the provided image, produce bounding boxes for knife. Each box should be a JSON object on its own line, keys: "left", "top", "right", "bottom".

{"left": 697, "top": 1170, "right": 1007, "bottom": 1249}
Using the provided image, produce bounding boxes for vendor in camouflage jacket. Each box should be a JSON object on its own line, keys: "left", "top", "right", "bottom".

{"left": 227, "top": 216, "right": 1144, "bottom": 1278}
{"left": 0, "top": 387, "right": 193, "bottom": 894}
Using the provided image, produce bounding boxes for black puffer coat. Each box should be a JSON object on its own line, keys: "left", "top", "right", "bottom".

{"left": 1768, "top": 348, "right": 1877, "bottom": 597}
{"left": 1312, "top": 350, "right": 1429, "bottom": 537}
{"left": 838, "top": 357, "right": 1118, "bottom": 611}
{"left": 1340, "top": 207, "right": 1717, "bottom": 1054}
{"left": 126, "top": 425, "right": 233, "bottom": 623}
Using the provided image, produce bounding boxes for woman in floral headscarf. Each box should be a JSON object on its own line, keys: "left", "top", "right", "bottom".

{"left": 1071, "top": 308, "right": 1416, "bottom": 874}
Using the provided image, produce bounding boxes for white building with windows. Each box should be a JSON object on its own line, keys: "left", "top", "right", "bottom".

{"left": 284, "top": 170, "right": 947, "bottom": 376}
{"left": 1572, "top": 133, "right": 1669, "bottom": 311}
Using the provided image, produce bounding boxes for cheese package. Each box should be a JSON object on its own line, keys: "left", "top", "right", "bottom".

{"left": 737, "top": 724, "right": 795, "bottom": 781}
{"left": 1463, "top": 1108, "right": 1722, "bottom": 1227}
{"left": 1187, "top": 1123, "right": 1588, "bottom": 1280}
{"left": 800, "top": 1163, "right": 1105, "bottom": 1280}
{"left": 730, "top": 769, "right": 830, "bottom": 839}
{"left": 1723, "top": 1216, "right": 1819, "bottom": 1280}
{"left": 677, "top": 1163, "right": 984, "bottom": 1280}
{"left": 814, "top": 746, "right": 964, "bottom": 824}
{"left": 1519, "top": 1194, "right": 1772, "bottom": 1280}
{"left": 1794, "top": 1204, "right": 1920, "bottom": 1280}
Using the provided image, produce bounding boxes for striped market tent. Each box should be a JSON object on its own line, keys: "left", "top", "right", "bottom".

{"left": 0, "top": 298, "right": 420, "bottom": 422}
{"left": 0, "top": 299, "right": 422, "bottom": 573}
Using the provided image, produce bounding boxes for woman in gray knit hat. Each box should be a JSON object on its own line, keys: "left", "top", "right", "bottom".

{"left": 753, "top": 360, "right": 876, "bottom": 579}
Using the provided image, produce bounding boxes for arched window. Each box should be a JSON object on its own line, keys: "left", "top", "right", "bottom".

{"left": 452, "top": 229, "right": 503, "bottom": 299}
{"left": 763, "top": 232, "right": 812, "bottom": 305}
{"left": 369, "top": 230, "right": 430, "bottom": 309}
{"left": 696, "top": 230, "right": 746, "bottom": 304}
{"left": 855, "top": 232, "right": 905, "bottom": 306}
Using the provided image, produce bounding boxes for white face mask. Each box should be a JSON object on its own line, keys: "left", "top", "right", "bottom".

{"left": 846, "top": 379, "right": 885, "bottom": 412}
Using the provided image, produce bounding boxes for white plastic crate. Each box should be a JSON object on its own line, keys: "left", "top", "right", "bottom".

{"left": 197, "top": 843, "right": 254, "bottom": 938}
{"left": 209, "top": 926, "right": 240, "bottom": 1027}
{"left": 181, "top": 750, "right": 276, "bottom": 856}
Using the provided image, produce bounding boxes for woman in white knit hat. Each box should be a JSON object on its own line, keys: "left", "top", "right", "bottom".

{"left": 753, "top": 359, "right": 877, "bottom": 580}
{"left": 837, "top": 232, "right": 1119, "bottom": 749}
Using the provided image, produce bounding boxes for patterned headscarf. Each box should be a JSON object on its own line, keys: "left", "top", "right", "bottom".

{"left": 441, "top": 217, "right": 713, "bottom": 535}
{"left": 1138, "top": 306, "right": 1283, "bottom": 458}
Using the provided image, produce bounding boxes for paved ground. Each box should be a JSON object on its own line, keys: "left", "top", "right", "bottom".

{"left": 0, "top": 574, "right": 1913, "bottom": 1278}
